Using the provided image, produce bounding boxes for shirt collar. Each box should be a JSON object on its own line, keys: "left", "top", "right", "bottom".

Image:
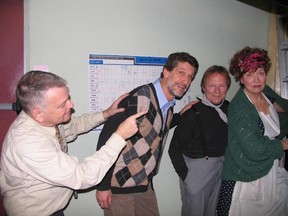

{"left": 153, "top": 79, "right": 176, "bottom": 111}
{"left": 21, "top": 111, "right": 58, "bottom": 137}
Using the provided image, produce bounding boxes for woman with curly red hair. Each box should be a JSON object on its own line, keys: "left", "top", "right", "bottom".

{"left": 216, "top": 47, "right": 288, "bottom": 216}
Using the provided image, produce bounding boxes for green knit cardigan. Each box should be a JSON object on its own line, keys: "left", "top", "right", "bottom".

{"left": 221, "top": 85, "right": 288, "bottom": 182}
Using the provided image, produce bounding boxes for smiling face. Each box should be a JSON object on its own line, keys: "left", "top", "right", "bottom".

{"left": 203, "top": 73, "right": 229, "bottom": 105}
{"left": 162, "top": 61, "right": 196, "bottom": 100}
{"left": 240, "top": 68, "right": 266, "bottom": 96}
{"left": 33, "top": 86, "right": 74, "bottom": 127}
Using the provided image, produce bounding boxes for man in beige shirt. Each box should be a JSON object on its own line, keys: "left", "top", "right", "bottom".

{"left": 0, "top": 70, "right": 145, "bottom": 216}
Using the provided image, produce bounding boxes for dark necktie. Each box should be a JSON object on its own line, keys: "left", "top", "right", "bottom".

{"left": 55, "top": 126, "right": 67, "bottom": 153}
{"left": 55, "top": 125, "right": 78, "bottom": 199}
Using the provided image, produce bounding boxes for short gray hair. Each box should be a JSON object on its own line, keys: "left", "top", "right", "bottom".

{"left": 16, "top": 70, "right": 67, "bottom": 114}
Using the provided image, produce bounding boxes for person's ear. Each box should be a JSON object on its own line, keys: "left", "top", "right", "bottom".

{"left": 201, "top": 85, "right": 205, "bottom": 93}
{"left": 32, "top": 108, "right": 44, "bottom": 123}
{"left": 162, "top": 68, "right": 170, "bottom": 79}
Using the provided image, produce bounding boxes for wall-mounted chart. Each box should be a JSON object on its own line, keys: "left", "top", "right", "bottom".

{"left": 88, "top": 54, "right": 193, "bottom": 115}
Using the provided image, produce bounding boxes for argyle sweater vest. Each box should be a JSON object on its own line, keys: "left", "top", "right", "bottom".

{"left": 96, "top": 83, "right": 173, "bottom": 193}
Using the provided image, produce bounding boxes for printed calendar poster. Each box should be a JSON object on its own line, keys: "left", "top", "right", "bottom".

{"left": 88, "top": 54, "right": 193, "bottom": 129}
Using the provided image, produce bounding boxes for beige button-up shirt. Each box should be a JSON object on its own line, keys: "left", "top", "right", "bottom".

{"left": 0, "top": 111, "right": 126, "bottom": 215}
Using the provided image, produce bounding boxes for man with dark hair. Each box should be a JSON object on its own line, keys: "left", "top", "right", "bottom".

{"left": 96, "top": 52, "right": 199, "bottom": 216}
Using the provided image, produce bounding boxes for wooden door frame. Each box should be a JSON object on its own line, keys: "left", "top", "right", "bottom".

{"left": 0, "top": 0, "right": 25, "bottom": 215}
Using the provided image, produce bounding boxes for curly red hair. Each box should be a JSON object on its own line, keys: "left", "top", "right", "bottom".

{"left": 229, "top": 47, "right": 271, "bottom": 82}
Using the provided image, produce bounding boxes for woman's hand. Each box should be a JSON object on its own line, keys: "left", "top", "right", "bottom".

{"left": 282, "top": 139, "right": 288, "bottom": 150}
